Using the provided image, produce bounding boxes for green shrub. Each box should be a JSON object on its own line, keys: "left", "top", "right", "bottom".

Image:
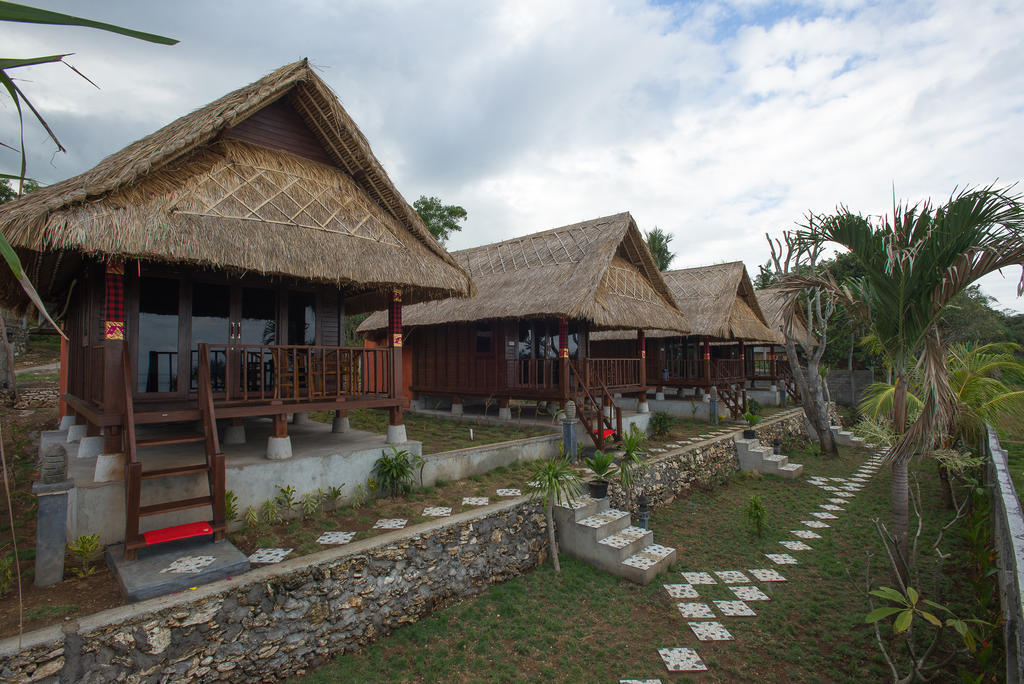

{"left": 584, "top": 450, "right": 617, "bottom": 480}
{"left": 648, "top": 411, "right": 674, "bottom": 438}
{"left": 224, "top": 490, "right": 239, "bottom": 523}
{"left": 275, "top": 484, "right": 297, "bottom": 512}
{"left": 371, "top": 446, "right": 417, "bottom": 498}
{"left": 261, "top": 499, "right": 281, "bottom": 525}
{"left": 68, "top": 534, "right": 102, "bottom": 578}
{"left": 746, "top": 495, "right": 767, "bottom": 538}
{"left": 244, "top": 505, "right": 259, "bottom": 528}
{"left": 743, "top": 411, "right": 762, "bottom": 428}
{"left": 746, "top": 398, "right": 763, "bottom": 416}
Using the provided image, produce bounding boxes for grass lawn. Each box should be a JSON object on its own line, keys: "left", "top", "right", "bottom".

{"left": 302, "top": 440, "right": 995, "bottom": 682}
{"left": 312, "top": 409, "right": 554, "bottom": 454}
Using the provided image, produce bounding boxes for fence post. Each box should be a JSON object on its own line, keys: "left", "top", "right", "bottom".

{"left": 561, "top": 400, "right": 579, "bottom": 461}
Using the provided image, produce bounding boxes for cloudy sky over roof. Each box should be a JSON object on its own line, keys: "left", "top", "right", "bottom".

{"left": 5, "top": 0, "right": 1024, "bottom": 311}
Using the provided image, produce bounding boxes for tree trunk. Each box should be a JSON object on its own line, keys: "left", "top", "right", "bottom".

{"left": 891, "top": 458, "right": 910, "bottom": 582}
{"left": 545, "top": 499, "right": 560, "bottom": 572}
{"left": 790, "top": 339, "right": 838, "bottom": 457}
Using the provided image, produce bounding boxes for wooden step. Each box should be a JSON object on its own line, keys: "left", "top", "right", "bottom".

{"left": 136, "top": 433, "right": 206, "bottom": 448}
{"left": 140, "top": 463, "right": 211, "bottom": 480}
{"left": 139, "top": 496, "right": 213, "bottom": 517}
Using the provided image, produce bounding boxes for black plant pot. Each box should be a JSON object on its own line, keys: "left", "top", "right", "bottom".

{"left": 588, "top": 479, "right": 609, "bottom": 499}
{"left": 743, "top": 429, "right": 757, "bottom": 439}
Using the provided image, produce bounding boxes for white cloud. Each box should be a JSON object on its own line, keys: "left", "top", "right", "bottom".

{"left": 2, "top": 0, "right": 1023, "bottom": 312}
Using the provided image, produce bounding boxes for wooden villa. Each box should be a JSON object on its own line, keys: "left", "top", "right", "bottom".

{"left": 591, "top": 261, "right": 776, "bottom": 418}
{"left": 751, "top": 288, "right": 810, "bottom": 401}
{"left": 359, "top": 213, "right": 690, "bottom": 447}
{"left": 0, "top": 60, "right": 473, "bottom": 557}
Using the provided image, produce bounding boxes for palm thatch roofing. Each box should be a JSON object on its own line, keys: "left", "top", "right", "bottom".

{"left": 359, "top": 212, "right": 690, "bottom": 334}
{"left": 755, "top": 288, "right": 812, "bottom": 345}
{"left": 592, "top": 261, "right": 776, "bottom": 343}
{"left": 0, "top": 59, "right": 473, "bottom": 313}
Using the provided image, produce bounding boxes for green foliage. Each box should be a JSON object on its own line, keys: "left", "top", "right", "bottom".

{"left": 648, "top": 410, "right": 675, "bottom": 438}
{"left": 617, "top": 427, "right": 648, "bottom": 511}
{"left": 275, "top": 484, "right": 297, "bottom": 512}
{"left": 224, "top": 490, "right": 238, "bottom": 523}
{"left": 746, "top": 495, "right": 766, "bottom": 537}
{"left": 526, "top": 449, "right": 582, "bottom": 508}
{"left": 644, "top": 227, "right": 675, "bottom": 271}
{"left": 865, "top": 586, "right": 990, "bottom": 654}
{"left": 413, "top": 195, "right": 468, "bottom": 245}
{"left": 0, "top": 550, "right": 13, "bottom": 597}
{"left": 67, "top": 533, "right": 101, "bottom": 578}
{"left": 746, "top": 398, "right": 763, "bottom": 416}
{"left": 260, "top": 499, "right": 281, "bottom": 525}
{"left": 243, "top": 505, "right": 259, "bottom": 528}
{"left": 743, "top": 412, "right": 761, "bottom": 428}
{"left": 583, "top": 450, "right": 617, "bottom": 481}
{"left": 371, "top": 447, "right": 417, "bottom": 498}
{"left": 326, "top": 485, "right": 345, "bottom": 507}
{"left": 300, "top": 490, "right": 326, "bottom": 518}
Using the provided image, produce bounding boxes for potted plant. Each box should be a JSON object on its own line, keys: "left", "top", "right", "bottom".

{"left": 743, "top": 411, "right": 761, "bottom": 439}
{"left": 584, "top": 450, "right": 618, "bottom": 499}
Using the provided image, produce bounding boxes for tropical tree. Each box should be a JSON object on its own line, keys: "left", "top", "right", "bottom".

{"left": 789, "top": 185, "right": 1024, "bottom": 576}
{"left": 526, "top": 448, "right": 582, "bottom": 573}
{"left": 413, "top": 195, "right": 467, "bottom": 245}
{"left": 644, "top": 227, "right": 675, "bottom": 271}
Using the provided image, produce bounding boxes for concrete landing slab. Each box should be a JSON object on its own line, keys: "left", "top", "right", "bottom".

{"left": 106, "top": 538, "right": 250, "bottom": 602}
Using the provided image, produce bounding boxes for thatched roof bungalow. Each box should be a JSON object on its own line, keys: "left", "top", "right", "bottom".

{"left": 359, "top": 212, "right": 689, "bottom": 446}
{"left": 0, "top": 59, "right": 473, "bottom": 556}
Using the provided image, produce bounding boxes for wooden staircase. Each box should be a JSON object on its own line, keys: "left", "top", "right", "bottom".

{"left": 715, "top": 384, "right": 746, "bottom": 419}
{"left": 568, "top": 360, "right": 622, "bottom": 450}
{"left": 784, "top": 378, "right": 801, "bottom": 403}
{"left": 123, "top": 343, "right": 225, "bottom": 560}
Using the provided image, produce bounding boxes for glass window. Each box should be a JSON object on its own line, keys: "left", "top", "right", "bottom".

{"left": 288, "top": 292, "right": 316, "bottom": 345}
{"left": 240, "top": 288, "right": 277, "bottom": 345}
{"left": 518, "top": 321, "right": 533, "bottom": 360}
{"left": 475, "top": 323, "right": 492, "bottom": 354}
{"left": 137, "top": 277, "right": 179, "bottom": 393}
{"left": 191, "top": 283, "right": 230, "bottom": 392}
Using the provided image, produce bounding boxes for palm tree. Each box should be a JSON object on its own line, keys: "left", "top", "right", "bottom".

{"left": 792, "top": 185, "right": 1024, "bottom": 575}
{"left": 527, "top": 448, "right": 582, "bottom": 572}
{"left": 644, "top": 227, "right": 675, "bottom": 271}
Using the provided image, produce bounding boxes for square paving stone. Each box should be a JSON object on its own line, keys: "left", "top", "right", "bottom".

{"left": 677, "top": 602, "right": 715, "bottom": 619}
{"left": 748, "top": 568, "right": 787, "bottom": 582}
{"left": 462, "top": 497, "right": 490, "bottom": 506}
{"left": 316, "top": 531, "right": 356, "bottom": 545}
{"left": 681, "top": 571, "right": 717, "bottom": 584}
{"left": 159, "top": 555, "right": 216, "bottom": 574}
{"left": 249, "top": 548, "right": 292, "bottom": 564}
{"left": 621, "top": 679, "right": 663, "bottom": 684}
{"left": 658, "top": 647, "right": 707, "bottom": 672}
{"left": 827, "top": 498, "right": 848, "bottom": 505}
{"left": 373, "top": 518, "right": 408, "bottom": 530}
{"left": 820, "top": 486, "right": 839, "bottom": 492}
{"left": 765, "top": 553, "right": 799, "bottom": 565}
{"left": 688, "top": 621, "right": 733, "bottom": 641}
{"left": 791, "top": 529, "right": 821, "bottom": 539}
{"left": 780, "top": 540, "right": 813, "bottom": 551}
{"left": 664, "top": 583, "right": 700, "bottom": 599}
{"left": 496, "top": 488, "right": 522, "bottom": 497}
{"left": 730, "top": 585, "right": 771, "bottom": 601}
{"left": 802, "top": 520, "right": 830, "bottom": 528}
{"left": 820, "top": 504, "right": 845, "bottom": 511}
{"left": 422, "top": 507, "right": 452, "bottom": 517}
{"left": 811, "top": 511, "right": 838, "bottom": 520}
{"left": 714, "top": 600, "right": 757, "bottom": 616}
{"left": 833, "top": 492, "right": 854, "bottom": 498}
{"left": 714, "top": 570, "right": 750, "bottom": 584}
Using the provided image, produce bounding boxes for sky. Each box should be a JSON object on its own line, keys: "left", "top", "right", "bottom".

{"left": 4, "top": 0, "right": 1024, "bottom": 312}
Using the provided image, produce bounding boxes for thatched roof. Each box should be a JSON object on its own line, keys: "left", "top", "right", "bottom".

{"left": 0, "top": 59, "right": 473, "bottom": 313}
{"left": 755, "top": 288, "right": 812, "bottom": 345}
{"left": 359, "top": 212, "right": 690, "bottom": 334}
{"left": 593, "top": 261, "right": 775, "bottom": 343}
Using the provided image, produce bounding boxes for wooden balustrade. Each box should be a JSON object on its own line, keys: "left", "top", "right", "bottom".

{"left": 584, "top": 357, "right": 642, "bottom": 390}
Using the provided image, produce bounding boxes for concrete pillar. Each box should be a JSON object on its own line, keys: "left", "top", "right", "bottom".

{"left": 386, "top": 424, "right": 407, "bottom": 444}
{"left": 66, "top": 424, "right": 87, "bottom": 442}
{"left": 332, "top": 410, "right": 350, "bottom": 433}
{"left": 32, "top": 480, "right": 73, "bottom": 587}
{"left": 561, "top": 400, "right": 579, "bottom": 461}
{"left": 267, "top": 414, "right": 292, "bottom": 460}
{"left": 77, "top": 435, "right": 104, "bottom": 459}
{"left": 498, "top": 406, "right": 512, "bottom": 420}
{"left": 93, "top": 452, "right": 126, "bottom": 482}
{"left": 451, "top": 401, "right": 464, "bottom": 417}
{"left": 223, "top": 418, "right": 246, "bottom": 445}
{"left": 292, "top": 412, "right": 311, "bottom": 425}
{"left": 637, "top": 392, "right": 649, "bottom": 413}
{"left": 58, "top": 415, "right": 76, "bottom": 431}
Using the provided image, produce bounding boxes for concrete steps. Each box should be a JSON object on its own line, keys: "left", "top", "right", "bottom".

{"left": 734, "top": 437, "right": 804, "bottom": 479}
{"left": 554, "top": 496, "right": 675, "bottom": 585}
{"left": 830, "top": 426, "right": 866, "bottom": 448}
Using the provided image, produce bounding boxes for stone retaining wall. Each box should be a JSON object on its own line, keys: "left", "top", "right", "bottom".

{"left": 0, "top": 501, "right": 547, "bottom": 683}
{"left": 607, "top": 409, "right": 807, "bottom": 510}
{"left": 13, "top": 386, "right": 58, "bottom": 409}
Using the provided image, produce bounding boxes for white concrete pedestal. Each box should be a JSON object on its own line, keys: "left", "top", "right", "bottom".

{"left": 386, "top": 425, "right": 407, "bottom": 444}
{"left": 94, "top": 452, "right": 126, "bottom": 483}
{"left": 77, "top": 435, "right": 104, "bottom": 459}
{"left": 451, "top": 403, "right": 464, "bottom": 417}
{"left": 332, "top": 416, "right": 350, "bottom": 433}
{"left": 66, "top": 424, "right": 87, "bottom": 442}
{"left": 266, "top": 436, "right": 293, "bottom": 460}
{"left": 498, "top": 407, "right": 512, "bottom": 420}
{"left": 58, "top": 415, "right": 76, "bottom": 431}
{"left": 638, "top": 401, "right": 650, "bottom": 414}
{"left": 223, "top": 424, "right": 246, "bottom": 445}
{"left": 654, "top": 392, "right": 665, "bottom": 401}
{"left": 292, "top": 412, "right": 311, "bottom": 425}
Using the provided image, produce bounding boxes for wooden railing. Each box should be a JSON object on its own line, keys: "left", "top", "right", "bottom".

{"left": 752, "top": 359, "right": 773, "bottom": 376}
{"left": 507, "top": 358, "right": 561, "bottom": 391}
{"left": 711, "top": 359, "right": 744, "bottom": 382}
{"left": 776, "top": 359, "right": 793, "bottom": 379}
{"left": 193, "top": 344, "right": 398, "bottom": 404}
{"left": 584, "top": 358, "right": 642, "bottom": 390}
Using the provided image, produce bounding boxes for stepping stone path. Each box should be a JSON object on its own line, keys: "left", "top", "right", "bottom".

{"left": 462, "top": 497, "right": 490, "bottom": 506}
{"left": 316, "top": 531, "right": 356, "bottom": 545}
{"left": 249, "top": 548, "right": 292, "bottom": 564}
{"left": 629, "top": 448, "right": 884, "bottom": 680}
{"left": 423, "top": 507, "right": 452, "bottom": 517}
{"left": 496, "top": 488, "right": 521, "bottom": 497}
{"left": 373, "top": 518, "right": 407, "bottom": 530}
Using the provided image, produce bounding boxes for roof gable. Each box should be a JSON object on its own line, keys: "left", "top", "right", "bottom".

{"left": 660, "top": 262, "right": 776, "bottom": 340}
{"left": 224, "top": 97, "right": 334, "bottom": 166}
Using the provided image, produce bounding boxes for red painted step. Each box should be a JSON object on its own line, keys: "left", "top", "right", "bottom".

{"left": 142, "top": 521, "right": 213, "bottom": 546}
{"left": 592, "top": 428, "right": 615, "bottom": 439}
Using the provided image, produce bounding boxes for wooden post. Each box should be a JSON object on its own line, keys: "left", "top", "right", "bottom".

{"left": 770, "top": 344, "right": 777, "bottom": 382}
{"left": 388, "top": 289, "right": 404, "bottom": 428}
{"left": 558, "top": 317, "right": 569, "bottom": 400}
{"left": 58, "top": 335, "right": 68, "bottom": 419}
{"left": 637, "top": 329, "right": 646, "bottom": 388}
{"left": 738, "top": 340, "right": 745, "bottom": 381}
{"left": 273, "top": 414, "right": 288, "bottom": 438}
{"left": 103, "top": 261, "right": 125, "bottom": 453}
{"left": 702, "top": 336, "right": 711, "bottom": 387}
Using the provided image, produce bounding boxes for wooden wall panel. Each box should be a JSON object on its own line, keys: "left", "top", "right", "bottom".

{"left": 224, "top": 98, "right": 335, "bottom": 166}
